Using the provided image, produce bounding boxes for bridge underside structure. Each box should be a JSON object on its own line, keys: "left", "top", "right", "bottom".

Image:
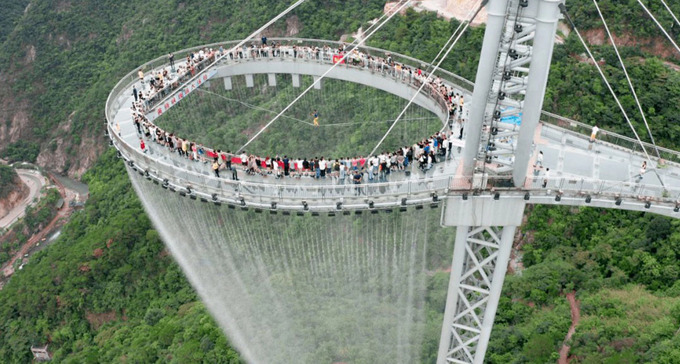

{"left": 107, "top": 33, "right": 680, "bottom": 364}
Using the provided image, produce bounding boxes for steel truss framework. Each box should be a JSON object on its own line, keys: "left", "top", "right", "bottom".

{"left": 438, "top": 225, "right": 515, "bottom": 364}
{"left": 479, "top": 0, "right": 535, "bottom": 174}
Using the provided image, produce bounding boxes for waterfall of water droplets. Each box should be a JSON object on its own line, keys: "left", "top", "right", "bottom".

{"left": 129, "top": 168, "right": 452, "bottom": 363}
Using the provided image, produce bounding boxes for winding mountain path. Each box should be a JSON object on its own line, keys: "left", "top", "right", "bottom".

{"left": 0, "top": 169, "right": 46, "bottom": 229}
{"left": 558, "top": 291, "right": 581, "bottom": 364}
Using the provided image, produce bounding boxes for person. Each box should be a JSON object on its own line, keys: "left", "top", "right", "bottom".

{"left": 312, "top": 110, "right": 319, "bottom": 126}
{"left": 168, "top": 53, "right": 175, "bottom": 71}
{"left": 133, "top": 85, "right": 138, "bottom": 101}
{"left": 212, "top": 159, "right": 220, "bottom": 178}
{"left": 225, "top": 150, "right": 232, "bottom": 170}
{"left": 542, "top": 168, "right": 550, "bottom": 188}
{"left": 273, "top": 157, "right": 281, "bottom": 178}
{"left": 458, "top": 118, "right": 464, "bottom": 140}
{"left": 446, "top": 132, "right": 453, "bottom": 159}
{"left": 534, "top": 150, "right": 544, "bottom": 167}
{"left": 138, "top": 69, "right": 144, "bottom": 89}
{"left": 339, "top": 163, "right": 347, "bottom": 184}
{"left": 636, "top": 161, "right": 647, "bottom": 182}
{"left": 319, "top": 157, "right": 327, "bottom": 178}
{"left": 261, "top": 36, "right": 267, "bottom": 45}
{"left": 283, "top": 155, "right": 290, "bottom": 176}
{"left": 352, "top": 168, "right": 363, "bottom": 195}
{"left": 115, "top": 122, "right": 121, "bottom": 136}
{"left": 590, "top": 125, "right": 599, "bottom": 143}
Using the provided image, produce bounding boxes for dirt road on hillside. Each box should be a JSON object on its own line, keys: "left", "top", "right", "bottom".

{"left": 0, "top": 169, "right": 46, "bottom": 229}
{"left": 558, "top": 291, "right": 581, "bottom": 364}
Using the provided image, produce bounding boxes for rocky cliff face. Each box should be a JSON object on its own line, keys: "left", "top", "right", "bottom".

{"left": 0, "top": 177, "right": 29, "bottom": 220}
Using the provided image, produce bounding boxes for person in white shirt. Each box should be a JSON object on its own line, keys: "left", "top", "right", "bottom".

{"left": 590, "top": 125, "right": 599, "bottom": 142}
{"left": 534, "top": 150, "right": 544, "bottom": 167}
{"left": 319, "top": 158, "right": 327, "bottom": 178}
{"left": 240, "top": 152, "right": 248, "bottom": 167}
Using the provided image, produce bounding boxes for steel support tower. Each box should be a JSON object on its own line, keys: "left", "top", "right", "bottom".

{"left": 438, "top": 0, "right": 562, "bottom": 362}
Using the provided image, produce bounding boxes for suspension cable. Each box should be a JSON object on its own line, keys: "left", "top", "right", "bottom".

{"left": 592, "top": 0, "right": 660, "bottom": 158}
{"left": 369, "top": 0, "right": 485, "bottom": 157}
{"left": 660, "top": 0, "right": 680, "bottom": 28}
{"left": 560, "top": 4, "right": 652, "bottom": 163}
{"left": 152, "top": 0, "right": 307, "bottom": 109}
{"left": 236, "top": 0, "right": 414, "bottom": 153}
{"left": 637, "top": 0, "right": 680, "bottom": 56}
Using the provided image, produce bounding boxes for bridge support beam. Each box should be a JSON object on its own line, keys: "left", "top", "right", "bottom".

{"left": 512, "top": 0, "right": 562, "bottom": 186}
{"left": 245, "top": 74, "right": 254, "bottom": 88}
{"left": 292, "top": 73, "right": 300, "bottom": 88}
{"left": 462, "top": 0, "right": 509, "bottom": 177}
{"left": 267, "top": 73, "right": 277, "bottom": 87}
{"left": 438, "top": 198, "right": 525, "bottom": 364}
{"left": 313, "top": 75, "right": 323, "bottom": 90}
{"left": 223, "top": 77, "right": 232, "bottom": 90}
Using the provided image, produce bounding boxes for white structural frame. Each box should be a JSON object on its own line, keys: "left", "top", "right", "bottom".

{"left": 437, "top": 225, "right": 516, "bottom": 363}
{"left": 462, "top": 0, "right": 562, "bottom": 186}
{"left": 441, "top": 0, "right": 563, "bottom": 363}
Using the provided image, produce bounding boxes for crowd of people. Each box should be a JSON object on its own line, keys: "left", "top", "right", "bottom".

{"left": 134, "top": 48, "right": 219, "bottom": 113}
{"left": 221, "top": 40, "right": 466, "bottom": 121}
{"left": 122, "top": 40, "right": 469, "bottom": 185}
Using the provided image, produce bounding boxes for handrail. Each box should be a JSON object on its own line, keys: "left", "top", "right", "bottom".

{"left": 106, "top": 38, "right": 680, "bottom": 210}
{"left": 105, "top": 38, "right": 476, "bottom": 126}
{"left": 539, "top": 111, "right": 680, "bottom": 164}
{"left": 107, "top": 38, "right": 680, "bottom": 164}
{"left": 117, "top": 131, "right": 680, "bottom": 205}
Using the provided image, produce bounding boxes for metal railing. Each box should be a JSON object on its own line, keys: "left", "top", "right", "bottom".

{"left": 106, "top": 38, "right": 680, "bottom": 210}
{"left": 539, "top": 111, "right": 680, "bottom": 165}
{"left": 105, "top": 38, "right": 476, "bottom": 128}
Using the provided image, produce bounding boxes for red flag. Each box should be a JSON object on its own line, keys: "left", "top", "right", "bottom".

{"left": 332, "top": 54, "right": 345, "bottom": 64}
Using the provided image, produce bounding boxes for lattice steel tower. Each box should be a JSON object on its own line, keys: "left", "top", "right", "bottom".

{"left": 438, "top": 0, "right": 562, "bottom": 362}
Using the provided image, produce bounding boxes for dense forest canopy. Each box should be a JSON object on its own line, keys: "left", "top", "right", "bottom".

{"left": 0, "top": 165, "right": 20, "bottom": 199}
{"left": 0, "top": 0, "right": 679, "bottom": 362}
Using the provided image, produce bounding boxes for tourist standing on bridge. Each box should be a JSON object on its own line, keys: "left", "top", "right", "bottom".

{"left": 590, "top": 125, "right": 599, "bottom": 143}
{"left": 542, "top": 168, "right": 550, "bottom": 188}
{"left": 534, "top": 151, "right": 544, "bottom": 168}
{"left": 353, "top": 168, "right": 363, "bottom": 195}
{"left": 138, "top": 69, "right": 144, "bottom": 90}
{"left": 339, "top": 163, "right": 347, "bottom": 184}
{"left": 212, "top": 159, "right": 220, "bottom": 178}
{"left": 319, "top": 157, "right": 327, "bottom": 178}
{"left": 283, "top": 156, "right": 290, "bottom": 177}
{"left": 168, "top": 53, "right": 175, "bottom": 71}
{"left": 240, "top": 151, "right": 247, "bottom": 167}
{"left": 636, "top": 161, "right": 647, "bottom": 182}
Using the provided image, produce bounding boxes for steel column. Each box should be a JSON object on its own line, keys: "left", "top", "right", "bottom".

{"left": 512, "top": 0, "right": 562, "bottom": 185}
{"left": 462, "top": 0, "right": 511, "bottom": 177}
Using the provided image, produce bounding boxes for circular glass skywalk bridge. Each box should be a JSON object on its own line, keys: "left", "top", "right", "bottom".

{"left": 106, "top": 38, "right": 680, "bottom": 216}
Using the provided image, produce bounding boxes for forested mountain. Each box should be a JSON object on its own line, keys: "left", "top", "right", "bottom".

{"left": 1, "top": 0, "right": 680, "bottom": 362}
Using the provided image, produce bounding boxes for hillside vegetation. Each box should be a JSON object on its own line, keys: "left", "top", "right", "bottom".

{"left": 0, "top": 0, "right": 679, "bottom": 362}
{"left": 0, "top": 165, "right": 20, "bottom": 199}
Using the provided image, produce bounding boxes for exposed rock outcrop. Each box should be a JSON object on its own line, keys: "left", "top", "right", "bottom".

{"left": 0, "top": 178, "right": 29, "bottom": 220}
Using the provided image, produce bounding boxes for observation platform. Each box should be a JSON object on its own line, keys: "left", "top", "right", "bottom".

{"left": 106, "top": 38, "right": 680, "bottom": 217}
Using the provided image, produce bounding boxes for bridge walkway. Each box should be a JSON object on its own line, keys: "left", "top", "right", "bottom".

{"left": 107, "top": 40, "right": 680, "bottom": 213}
